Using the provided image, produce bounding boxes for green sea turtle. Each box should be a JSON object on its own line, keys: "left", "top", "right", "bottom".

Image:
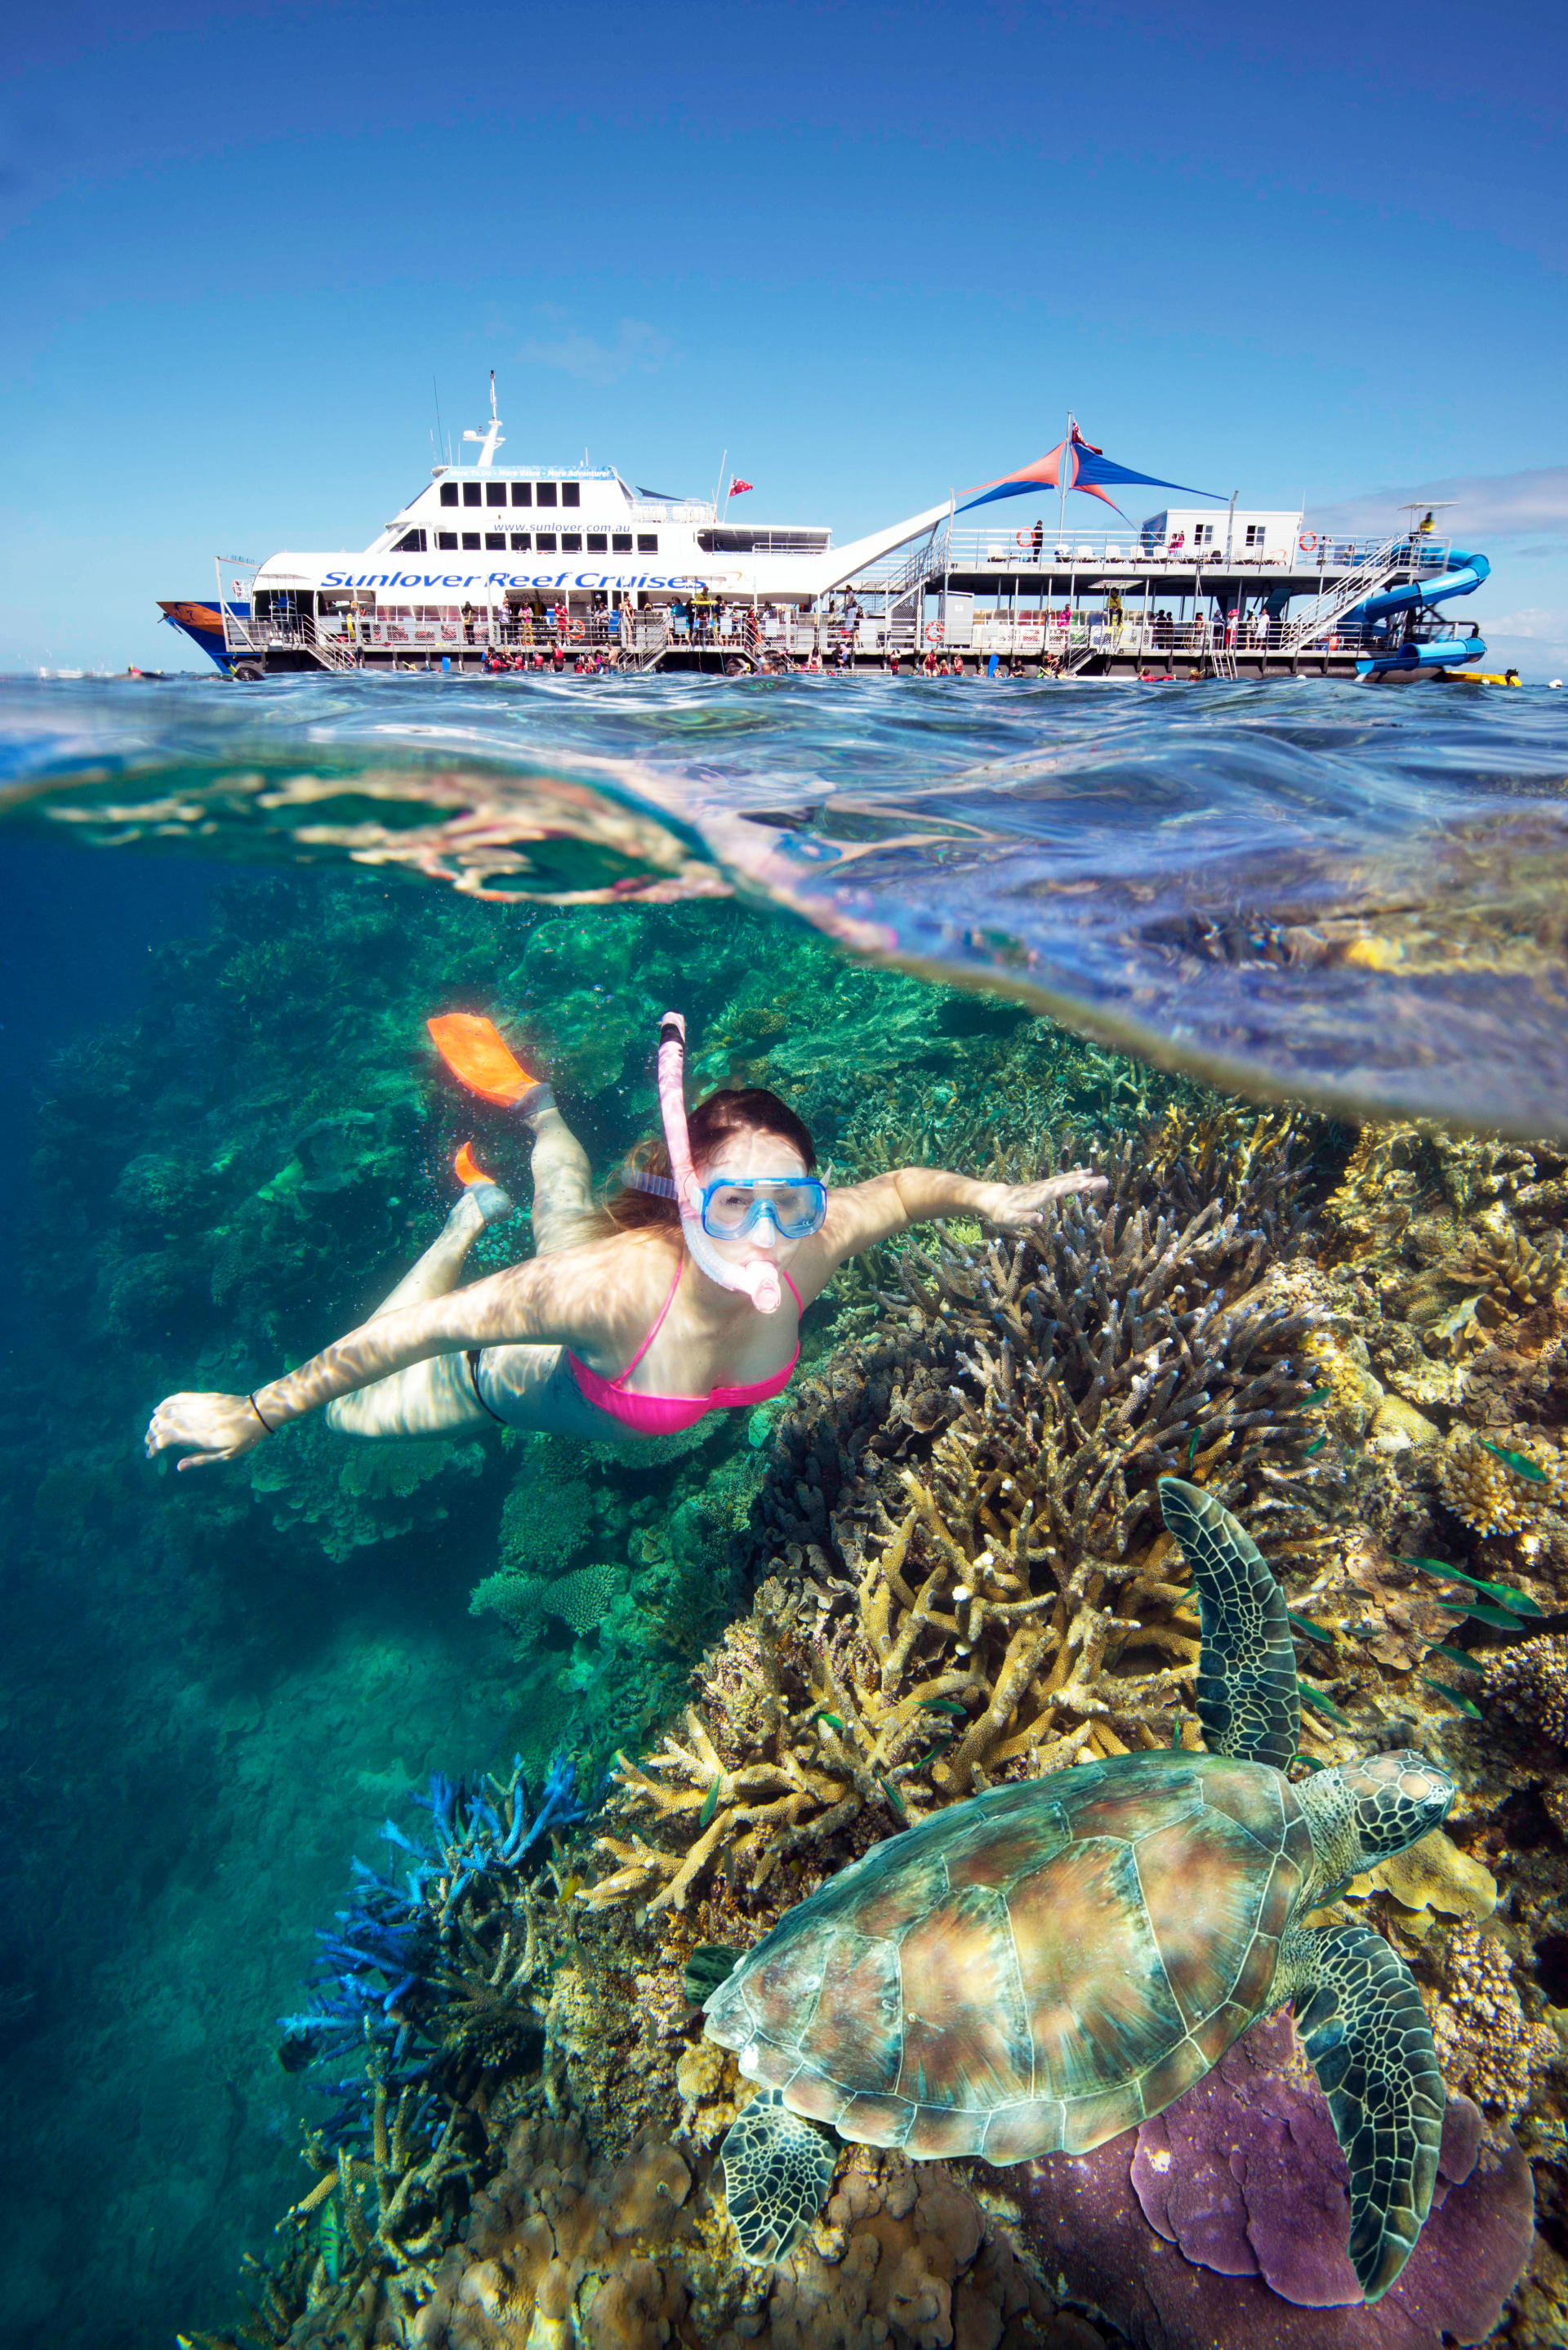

{"left": 704, "top": 1477, "right": 1453, "bottom": 2300}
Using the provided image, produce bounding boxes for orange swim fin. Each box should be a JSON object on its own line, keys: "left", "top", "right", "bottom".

{"left": 453, "top": 1140, "right": 492, "bottom": 1187}
{"left": 427, "top": 1014, "right": 541, "bottom": 1106}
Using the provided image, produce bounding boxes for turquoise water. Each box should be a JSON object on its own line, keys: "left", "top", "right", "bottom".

{"left": 0, "top": 672, "right": 1564, "bottom": 2347}
{"left": 8, "top": 671, "right": 1568, "bottom": 1132}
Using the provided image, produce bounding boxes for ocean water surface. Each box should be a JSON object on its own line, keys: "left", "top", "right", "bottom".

{"left": 0, "top": 671, "right": 1565, "bottom": 2349}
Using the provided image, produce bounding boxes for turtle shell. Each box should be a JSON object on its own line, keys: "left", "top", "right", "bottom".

{"left": 703, "top": 1750, "right": 1315, "bottom": 2164}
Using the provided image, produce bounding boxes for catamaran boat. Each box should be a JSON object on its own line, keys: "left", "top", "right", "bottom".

{"left": 160, "top": 386, "right": 1490, "bottom": 681}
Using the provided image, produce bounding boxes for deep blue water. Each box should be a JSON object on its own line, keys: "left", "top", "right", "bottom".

{"left": 6, "top": 671, "right": 1568, "bottom": 1135}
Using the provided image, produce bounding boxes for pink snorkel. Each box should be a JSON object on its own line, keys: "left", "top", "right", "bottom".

{"left": 657, "top": 1012, "right": 782, "bottom": 1313}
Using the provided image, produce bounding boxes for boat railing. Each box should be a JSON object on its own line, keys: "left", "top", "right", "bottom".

{"left": 850, "top": 529, "right": 1453, "bottom": 591}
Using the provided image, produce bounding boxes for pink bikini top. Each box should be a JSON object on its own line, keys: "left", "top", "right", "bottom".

{"left": 567, "top": 1258, "right": 802, "bottom": 1435}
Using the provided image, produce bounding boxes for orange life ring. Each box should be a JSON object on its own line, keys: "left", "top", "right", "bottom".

{"left": 1298, "top": 532, "right": 1320, "bottom": 555}
{"left": 924, "top": 620, "right": 945, "bottom": 644}
{"left": 568, "top": 618, "right": 585, "bottom": 641}
{"left": 1015, "top": 530, "right": 1037, "bottom": 548}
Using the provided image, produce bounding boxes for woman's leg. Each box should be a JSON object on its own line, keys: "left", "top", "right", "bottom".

{"left": 324, "top": 1182, "right": 514, "bottom": 1439}
{"left": 326, "top": 1099, "right": 597, "bottom": 1441}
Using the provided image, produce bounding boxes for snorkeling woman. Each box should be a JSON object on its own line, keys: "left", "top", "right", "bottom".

{"left": 144, "top": 1013, "right": 1106, "bottom": 1469}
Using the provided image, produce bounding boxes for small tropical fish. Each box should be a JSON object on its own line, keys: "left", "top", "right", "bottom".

{"left": 1299, "top": 1386, "right": 1332, "bottom": 1408}
{"left": 1428, "top": 1595, "right": 1536, "bottom": 1634}
{"left": 1287, "top": 1609, "right": 1333, "bottom": 1646}
{"left": 1479, "top": 1439, "right": 1548, "bottom": 1482}
{"left": 1429, "top": 1643, "right": 1484, "bottom": 1673}
{"left": 879, "top": 1776, "right": 909, "bottom": 1824}
{"left": 1187, "top": 1429, "right": 1200, "bottom": 1467}
{"left": 1397, "top": 1557, "right": 1542, "bottom": 1615}
{"left": 1296, "top": 1676, "right": 1352, "bottom": 1725}
{"left": 813, "top": 1710, "right": 847, "bottom": 1734}
{"left": 1420, "top": 1675, "right": 1482, "bottom": 1719}
{"left": 697, "top": 1780, "right": 723, "bottom": 1831}
{"left": 920, "top": 1697, "right": 969, "bottom": 1715}
{"left": 1304, "top": 1435, "right": 1328, "bottom": 1456}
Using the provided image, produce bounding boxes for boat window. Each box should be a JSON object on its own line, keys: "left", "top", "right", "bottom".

{"left": 637, "top": 533, "right": 658, "bottom": 552}
{"left": 462, "top": 532, "right": 480, "bottom": 550}
{"left": 510, "top": 532, "right": 530, "bottom": 551}
{"left": 511, "top": 483, "right": 532, "bottom": 506}
{"left": 485, "top": 533, "right": 506, "bottom": 550}
{"left": 536, "top": 483, "right": 558, "bottom": 508}
{"left": 436, "top": 531, "right": 458, "bottom": 550}
{"left": 485, "top": 482, "right": 506, "bottom": 506}
{"left": 612, "top": 533, "right": 633, "bottom": 552}
{"left": 392, "top": 528, "right": 426, "bottom": 552}
{"left": 561, "top": 483, "right": 580, "bottom": 507}
{"left": 535, "top": 533, "right": 557, "bottom": 552}
{"left": 586, "top": 533, "right": 608, "bottom": 552}
{"left": 561, "top": 533, "right": 582, "bottom": 552}
{"left": 440, "top": 484, "right": 459, "bottom": 506}
{"left": 462, "top": 482, "right": 482, "bottom": 507}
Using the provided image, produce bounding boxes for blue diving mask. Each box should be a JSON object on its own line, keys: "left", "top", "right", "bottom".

{"left": 626, "top": 1166, "right": 827, "bottom": 1239}
{"left": 698, "top": 1175, "right": 827, "bottom": 1240}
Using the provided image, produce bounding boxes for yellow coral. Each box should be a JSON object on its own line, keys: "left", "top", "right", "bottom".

{"left": 1438, "top": 1430, "right": 1551, "bottom": 1538}
{"left": 1429, "top": 1923, "right": 1558, "bottom": 2120}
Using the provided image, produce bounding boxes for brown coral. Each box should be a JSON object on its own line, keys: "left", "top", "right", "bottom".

{"left": 1484, "top": 1632, "right": 1568, "bottom": 1746}
{"left": 1437, "top": 1429, "right": 1555, "bottom": 1538}
{"left": 1428, "top": 1922, "right": 1559, "bottom": 2125}
{"left": 399, "top": 2107, "right": 1063, "bottom": 2350}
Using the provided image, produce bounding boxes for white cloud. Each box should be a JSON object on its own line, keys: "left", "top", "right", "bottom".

{"left": 517, "top": 318, "right": 670, "bottom": 388}
{"left": 1307, "top": 465, "right": 1568, "bottom": 544}
{"left": 1481, "top": 607, "right": 1567, "bottom": 640}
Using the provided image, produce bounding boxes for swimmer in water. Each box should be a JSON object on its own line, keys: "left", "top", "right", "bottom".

{"left": 144, "top": 1012, "right": 1107, "bottom": 1468}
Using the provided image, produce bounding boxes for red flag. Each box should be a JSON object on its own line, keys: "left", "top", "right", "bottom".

{"left": 1069, "top": 425, "right": 1103, "bottom": 455}
{"left": 729, "top": 478, "right": 754, "bottom": 496}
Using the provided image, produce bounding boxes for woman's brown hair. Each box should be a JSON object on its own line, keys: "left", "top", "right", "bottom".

{"left": 603, "top": 1088, "right": 817, "bottom": 1234}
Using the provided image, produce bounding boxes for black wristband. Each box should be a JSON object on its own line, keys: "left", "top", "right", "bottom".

{"left": 248, "top": 1392, "right": 278, "bottom": 1434}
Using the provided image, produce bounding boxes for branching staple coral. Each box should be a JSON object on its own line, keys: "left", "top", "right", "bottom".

{"left": 1428, "top": 1922, "right": 1560, "bottom": 2125}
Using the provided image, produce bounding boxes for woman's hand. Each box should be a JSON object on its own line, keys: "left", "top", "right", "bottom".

{"left": 972, "top": 1171, "right": 1108, "bottom": 1229}
{"left": 144, "top": 1391, "right": 272, "bottom": 1470}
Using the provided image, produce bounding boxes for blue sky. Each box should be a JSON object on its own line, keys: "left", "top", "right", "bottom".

{"left": 2, "top": 0, "right": 1565, "bottom": 672}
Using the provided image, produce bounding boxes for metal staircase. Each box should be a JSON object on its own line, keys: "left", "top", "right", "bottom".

{"left": 1285, "top": 537, "right": 1405, "bottom": 650}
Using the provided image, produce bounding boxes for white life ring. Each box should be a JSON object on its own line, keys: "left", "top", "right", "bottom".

{"left": 1298, "top": 532, "right": 1320, "bottom": 555}
{"left": 568, "top": 618, "right": 585, "bottom": 641}
{"left": 924, "top": 620, "right": 945, "bottom": 644}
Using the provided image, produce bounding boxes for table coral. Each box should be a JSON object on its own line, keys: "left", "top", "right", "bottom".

{"left": 1016, "top": 2007, "right": 1535, "bottom": 2350}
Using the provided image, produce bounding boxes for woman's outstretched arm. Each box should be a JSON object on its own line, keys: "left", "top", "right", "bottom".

{"left": 144, "top": 1251, "right": 589, "bottom": 1470}
{"left": 805, "top": 1162, "right": 1107, "bottom": 1286}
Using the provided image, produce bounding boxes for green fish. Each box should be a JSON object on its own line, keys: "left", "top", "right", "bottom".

{"left": 1287, "top": 1609, "right": 1333, "bottom": 1647}
{"left": 1187, "top": 1429, "right": 1200, "bottom": 1468}
{"left": 1296, "top": 1676, "right": 1353, "bottom": 1726}
{"left": 1304, "top": 1435, "right": 1328, "bottom": 1456}
{"left": 920, "top": 1697, "right": 969, "bottom": 1715}
{"left": 813, "top": 1710, "right": 847, "bottom": 1733}
{"left": 879, "top": 1776, "right": 910, "bottom": 1825}
{"left": 1479, "top": 1438, "right": 1548, "bottom": 1483}
{"left": 1420, "top": 1675, "right": 1482, "bottom": 1719}
{"left": 1299, "top": 1386, "right": 1332, "bottom": 1408}
{"left": 1398, "top": 1557, "right": 1542, "bottom": 1615}
{"left": 1429, "top": 1643, "right": 1485, "bottom": 1673}
{"left": 697, "top": 1780, "right": 722, "bottom": 1831}
{"left": 1428, "top": 1596, "right": 1536, "bottom": 1634}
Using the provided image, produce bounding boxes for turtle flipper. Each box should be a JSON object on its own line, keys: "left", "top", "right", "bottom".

{"left": 1158, "top": 1478, "right": 1298, "bottom": 1769}
{"left": 1281, "top": 1922, "right": 1446, "bottom": 2301}
{"left": 719, "top": 2089, "right": 836, "bottom": 2263}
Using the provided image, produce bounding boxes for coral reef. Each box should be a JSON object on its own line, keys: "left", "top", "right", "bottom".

{"left": 583, "top": 1111, "right": 1333, "bottom": 1924}
{"left": 1428, "top": 1924, "right": 1561, "bottom": 2129}
{"left": 1485, "top": 1635, "right": 1568, "bottom": 1747}
{"left": 1017, "top": 2006, "right": 1535, "bottom": 2350}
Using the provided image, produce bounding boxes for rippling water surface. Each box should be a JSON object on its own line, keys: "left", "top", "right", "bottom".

{"left": 5, "top": 671, "right": 1567, "bottom": 1132}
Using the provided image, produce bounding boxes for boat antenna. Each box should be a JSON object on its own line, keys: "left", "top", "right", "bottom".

{"left": 712, "top": 448, "right": 727, "bottom": 517}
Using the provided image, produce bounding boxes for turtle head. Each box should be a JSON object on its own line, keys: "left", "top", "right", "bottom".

{"left": 1300, "top": 1750, "right": 1455, "bottom": 1896}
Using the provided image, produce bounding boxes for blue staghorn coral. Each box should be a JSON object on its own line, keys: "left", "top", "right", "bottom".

{"left": 278, "top": 1751, "right": 586, "bottom": 2154}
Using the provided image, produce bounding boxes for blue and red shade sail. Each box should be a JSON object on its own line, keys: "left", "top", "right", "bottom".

{"left": 960, "top": 426, "right": 1223, "bottom": 519}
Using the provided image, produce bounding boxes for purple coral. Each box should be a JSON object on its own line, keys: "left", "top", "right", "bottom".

{"left": 1016, "top": 2009, "right": 1534, "bottom": 2350}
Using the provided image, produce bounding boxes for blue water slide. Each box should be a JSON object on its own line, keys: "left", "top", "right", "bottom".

{"left": 1353, "top": 548, "right": 1489, "bottom": 677}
